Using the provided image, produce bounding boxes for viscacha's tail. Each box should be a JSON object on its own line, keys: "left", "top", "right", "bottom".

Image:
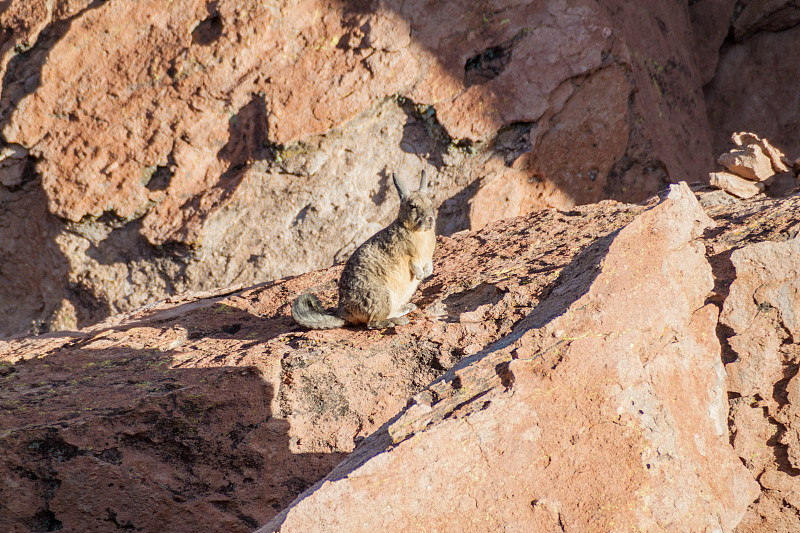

{"left": 291, "top": 293, "right": 346, "bottom": 329}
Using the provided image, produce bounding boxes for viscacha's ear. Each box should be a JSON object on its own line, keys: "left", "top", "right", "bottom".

{"left": 418, "top": 169, "right": 428, "bottom": 193}
{"left": 393, "top": 173, "right": 409, "bottom": 201}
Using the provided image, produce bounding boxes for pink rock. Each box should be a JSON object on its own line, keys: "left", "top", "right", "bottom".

{"left": 719, "top": 236, "right": 800, "bottom": 530}
{"left": 718, "top": 145, "right": 776, "bottom": 182}
{"left": 709, "top": 171, "right": 764, "bottom": 198}
{"left": 732, "top": 132, "right": 790, "bottom": 173}
{"left": 260, "top": 184, "right": 758, "bottom": 533}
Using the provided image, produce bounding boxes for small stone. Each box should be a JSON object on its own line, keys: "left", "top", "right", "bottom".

{"left": 709, "top": 171, "right": 764, "bottom": 198}
{"left": 731, "top": 132, "right": 789, "bottom": 173}
{"left": 718, "top": 145, "right": 775, "bottom": 182}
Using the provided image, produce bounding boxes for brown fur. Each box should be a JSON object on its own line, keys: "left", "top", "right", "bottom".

{"left": 292, "top": 172, "right": 435, "bottom": 329}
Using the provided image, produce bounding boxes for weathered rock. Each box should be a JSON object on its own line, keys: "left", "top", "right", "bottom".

{"left": 702, "top": 201, "right": 800, "bottom": 532}
{"left": 260, "top": 183, "right": 758, "bottom": 532}
{"left": 0, "top": 197, "right": 646, "bottom": 532}
{"left": 721, "top": 238, "right": 800, "bottom": 398}
{"left": 731, "top": 0, "right": 800, "bottom": 40}
{"left": 0, "top": 0, "right": 718, "bottom": 337}
{"left": 0, "top": 143, "right": 27, "bottom": 188}
{"left": 6, "top": 185, "right": 800, "bottom": 531}
{"left": 718, "top": 145, "right": 776, "bottom": 182}
{"left": 733, "top": 132, "right": 791, "bottom": 172}
{"left": 717, "top": 237, "right": 800, "bottom": 531}
{"left": 689, "top": 0, "right": 738, "bottom": 85}
{"left": 710, "top": 171, "right": 764, "bottom": 199}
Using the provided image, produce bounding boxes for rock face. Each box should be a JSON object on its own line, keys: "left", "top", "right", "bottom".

{"left": 0, "top": 0, "right": 728, "bottom": 336}
{"left": 260, "top": 183, "right": 758, "bottom": 532}
{"left": 0, "top": 195, "right": 647, "bottom": 532}
{"left": 7, "top": 185, "right": 800, "bottom": 531}
{"left": 718, "top": 238, "right": 800, "bottom": 531}
{"left": 700, "top": 191, "right": 800, "bottom": 532}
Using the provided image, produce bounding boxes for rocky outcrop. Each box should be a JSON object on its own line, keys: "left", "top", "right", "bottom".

{"left": 0, "top": 192, "right": 647, "bottom": 531}
{"left": 0, "top": 0, "right": 725, "bottom": 336}
{"left": 261, "top": 183, "right": 758, "bottom": 532}
{"left": 4, "top": 185, "right": 800, "bottom": 531}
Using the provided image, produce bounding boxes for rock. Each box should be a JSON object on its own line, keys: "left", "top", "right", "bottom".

{"left": 715, "top": 235, "right": 800, "bottom": 531}
{"left": 710, "top": 171, "right": 764, "bottom": 199}
{"left": 0, "top": 198, "right": 648, "bottom": 532}
{"left": 775, "top": 373, "right": 800, "bottom": 469}
{"left": 0, "top": 144, "right": 28, "bottom": 188}
{"left": 731, "top": 0, "right": 800, "bottom": 40}
{"left": 259, "top": 184, "right": 758, "bottom": 532}
{"left": 732, "top": 132, "right": 790, "bottom": 173}
{"left": 764, "top": 171, "right": 799, "bottom": 197}
{"left": 718, "top": 145, "right": 776, "bottom": 182}
{"left": 689, "top": 0, "right": 739, "bottom": 85}
{"left": 0, "top": 0, "right": 718, "bottom": 337}
{"left": 6, "top": 185, "right": 800, "bottom": 531}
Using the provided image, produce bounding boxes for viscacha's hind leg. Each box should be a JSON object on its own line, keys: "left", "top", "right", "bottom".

{"left": 367, "top": 315, "right": 409, "bottom": 329}
{"left": 391, "top": 302, "right": 416, "bottom": 318}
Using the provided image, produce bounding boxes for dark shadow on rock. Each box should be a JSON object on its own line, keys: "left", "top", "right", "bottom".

{"left": 0, "top": 328, "right": 345, "bottom": 531}
{"left": 75, "top": 286, "right": 299, "bottom": 353}
{"left": 435, "top": 177, "right": 481, "bottom": 237}
{"left": 175, "top": 94, "right": 270, "bottom": 238}
{"left": 0, "top": 174, "right": 73, "bottom": 337}
{"left": 397, "top": 96, "right": 451, "bottom": 171}
{"left": 441, "top": 282, "right": 505, "bottom": 323}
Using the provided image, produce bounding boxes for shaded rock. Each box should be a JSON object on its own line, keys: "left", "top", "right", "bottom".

{"left": 260, "top": 184, "right": 758, "bottom": 532}
{"left": 710, "top": 171, "right": 764, "bottom": 199}
{"left": 689, "top": 0, "right": 739, "bottom": 85}
{"left": 706, "top": 25, "right": 800, "bottom": 158}
{"left": 764, "top": 171, "right": 799, "bottom": 198}
{"left": 0, "top": 143, "right": 27, "bottom": 188}
{"left": 731, "top": 0, "right": 800, "bottom": 40}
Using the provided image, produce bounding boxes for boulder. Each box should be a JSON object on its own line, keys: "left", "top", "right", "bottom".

{"left": 718, "top": 236, "right": 800, "bottom": 530}
{"left": 718, "top": 145, "right": 777, "bottom": 182}
{"left": 260, "top": 184, "right": 758, "bottom": 532}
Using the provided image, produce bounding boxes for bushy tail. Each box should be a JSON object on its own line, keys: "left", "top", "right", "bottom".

{"left": 291, "top": 293, "right": 346, "bottom": 330}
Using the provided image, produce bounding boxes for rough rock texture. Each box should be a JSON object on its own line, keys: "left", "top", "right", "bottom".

{"left": 719, "top": 146, "right": 779, "bottom": 183}
{"left": 4, "top": 186, "right": 800, "bottom": 531}
{"left": 718, "top": 239, "right": 800, "bottom": 532}
{"left": 0, "top": 196, "right": 647, "bottom": 532}
{"left": 709, "top": 132, "right": 798, "bottom": 199}
{"left": 710, "top": 171, "right": 763, "bottom": 199}
{"left": 0, "top": 0, "right": 721, "bottom": 337}
{"left": 260, "top": 183, "right": 759, "bottom": 532}
{"left": 700, "top": 191, "right": 800, "bottom": 532}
